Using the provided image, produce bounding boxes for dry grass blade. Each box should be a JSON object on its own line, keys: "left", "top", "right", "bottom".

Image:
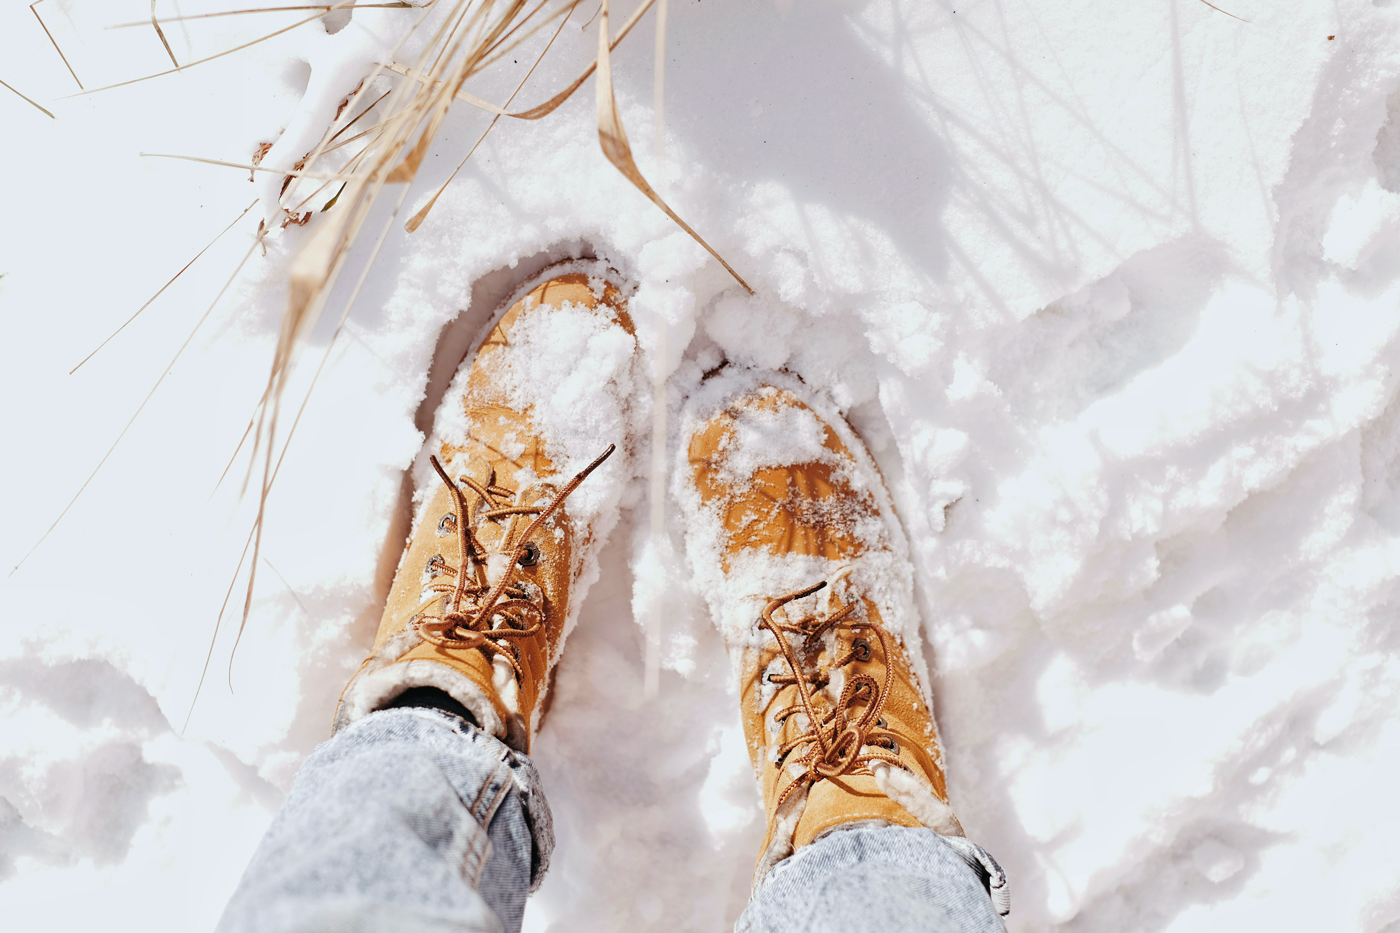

{"left": 1196, "top": 0, "right": 1248, "bottom": 22}
{"left": 213, "top": 413, "right": 258, "bottom": 498}
{"left": 642, "top": 0, "right": 668, "bottom": 702}
{"left": 595, "top": 0, "right": 751, "bottom": 292}
{"left": 141, "top": 150, "right": 354, "bottom": 180}
{"left": 424, "top": 0, "right": 484, "bottom": 75}
{"left": 386, "top": 0, "right": 654, "bottom": 122}
{"left": 580, "top": 0, "right": 602, "bottom": 30}
{"left": 170, "top": 88, "right": 389, "bottom": 216}
{"left": 224, "top": 182, "right": 415, "bottom": 694}
{"left": 184, "top": 526, "right": 253, "bottom": 732}
{"left": 474, "top": 0, "right": 577, "bottom": 69}
{"left": 323, "top": 120, "right": 390, "bottom": 155}
{"left": 327, "top": 88, "right": 393, "bottom": 145}
{"left": 391, "top": 0, "right": 661, "bottom": 232}
{"left": 30, "top": 1, "right": 82, "bottom": 89}
{"left": 383, "top": 2, "right": 528, "bottom": 184}
{"left": 288, "top": 161, "right": 358, "bottom": 213}
{"left": 112, "top": 3, "right": 411, "bottom": 28}
{"left": 9, "top": 224, "right": 263, "bottom": 580}
{"left": 652, "top": 0, "right": 666, "bottom": 160}
{"left": 406, "top": 0, "right": 580, "bottom": 231}
{"left": 71, "top": 200, "right": 257, "bottom": 374}
{"left": 238, "top": 2, "right": 496, "bottom": 589}
{"left": 272, "top": 0, "right": 516, "bottom": 378}
{"left": 152, "top": 0, "right": 180, "bottom": 67}
{"left": 288, "top": 124, "right": 386, "bottom": 212}
{"left": 0, "top": 78, "right": 55, "bottom": 119}
{"left": 191, "top": 349, "right": 343, "bottom": 717}
{"left": 70, "top": 3, "right": 349, "bottom": 96}
{"left": 264, "top": 556, "right": 312, "bottom": 618}
{"left": 385, "top": 64, "right": 513, "bottom": 115}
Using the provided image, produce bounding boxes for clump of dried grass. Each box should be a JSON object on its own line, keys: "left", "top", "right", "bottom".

{"left": 219, "top": 0, "right": 751, "bottom": 705}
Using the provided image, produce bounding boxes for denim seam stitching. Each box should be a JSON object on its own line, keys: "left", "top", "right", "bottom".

{"left": 460, "top": 759, "right": 513, "bottom": 887}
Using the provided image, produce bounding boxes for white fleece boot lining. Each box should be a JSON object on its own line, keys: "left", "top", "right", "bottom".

{"left": 752, "top": 785, "right": 808, "bottom": 888}
{"left": 869, "top": 761, "right": 963, "bottom": 836}
{"left": 333, "top": 626, "right": 510, "bottom": 743}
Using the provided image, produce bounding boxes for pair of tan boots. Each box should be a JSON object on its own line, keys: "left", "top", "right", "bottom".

{"left": 335, "top": 265, "right": 965, "bottom": 885}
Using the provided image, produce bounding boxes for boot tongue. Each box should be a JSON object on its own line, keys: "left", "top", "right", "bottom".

{"left": 793, "top": 775, "right": 923, "bottom": 849}
{"left": 471, "top": 479, "right": 551, "bottom": 587}
{"left": 473, "top": 502, "right": 517, "bottom": 587}
{"left": 484, "top": 552, "right": 512, "bottom": 586}
{"left": 454, "top": 457, "right": 495, "bottom": 496}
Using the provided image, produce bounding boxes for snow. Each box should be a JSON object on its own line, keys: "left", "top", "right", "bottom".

{"left": 3, "top": 1, "right": 1400, "bottom": 931}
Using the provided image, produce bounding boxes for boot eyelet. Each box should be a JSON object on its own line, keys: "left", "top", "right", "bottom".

{"left": 874, "top": 735, "right": 899, "bottom": 754}
{"left": 852, "top": 638, "right": 871, "bottom": 662}
{"left": 877, "top": 716, "right": 888, "bottom": 729}
{"left": 517, "top": 542, "right": 540, "bottom": 567}
{"left": 436, "top": 513, "right": 456, "bottom": 536}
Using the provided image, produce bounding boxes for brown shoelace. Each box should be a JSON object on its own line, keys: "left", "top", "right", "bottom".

{"left": 760, "top": 581, "right": 906, "bottom": 813}
{"left": 410, "top": 444, "right": 614, "bottom": 682}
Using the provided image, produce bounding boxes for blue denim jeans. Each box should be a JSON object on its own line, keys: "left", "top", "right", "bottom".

{"left": 218, "top": 708, "right": 1007, "bottom": 933}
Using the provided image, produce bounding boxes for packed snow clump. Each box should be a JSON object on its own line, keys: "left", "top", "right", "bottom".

{"left": 421, "top": 259, "right": 643, "bottom": 529}
{"left": 671, "top": 370, "right": 924, "bottom": 690}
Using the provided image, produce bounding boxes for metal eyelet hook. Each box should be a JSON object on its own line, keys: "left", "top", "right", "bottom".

{"left": 437, "top": 513, "right": 456, "bottom": 537}
{"left": 852, "top": 638, "right": 872, "bottom": 662}
{"left": 517, "top": 542, "right": 540, "bottom": 567}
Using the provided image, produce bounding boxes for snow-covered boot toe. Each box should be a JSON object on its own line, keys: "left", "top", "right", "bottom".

{"left": 334, "top": 265, "right": 639, "bottom": 752}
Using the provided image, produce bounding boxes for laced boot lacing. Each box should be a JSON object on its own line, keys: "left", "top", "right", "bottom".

{"left": 761, "top": 580, "right": 908, "bottom": 817}
{"left": 409, "top": 444, "right": 614, "bottom": 685}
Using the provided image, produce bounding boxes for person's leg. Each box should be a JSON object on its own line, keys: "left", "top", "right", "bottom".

{"left": 217, "top": 264, "right": 639, "bottom": 932}
{"left": 737, "top": 825, "right": 1007, "bottom": 933}
{"left": 218, "top": 701, "right": 549, "bottom": 933}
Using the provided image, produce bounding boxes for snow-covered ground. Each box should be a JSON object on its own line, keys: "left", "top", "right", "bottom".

{"left": 3, "top": 1, "right": 1400, "bottom": 930}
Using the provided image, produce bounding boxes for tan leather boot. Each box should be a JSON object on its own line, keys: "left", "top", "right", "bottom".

{"left": 676, "top": 371, "right": 964, "bottom": 883}
{"left": 335, "top": 265, "right": 638, "bottom": 752}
